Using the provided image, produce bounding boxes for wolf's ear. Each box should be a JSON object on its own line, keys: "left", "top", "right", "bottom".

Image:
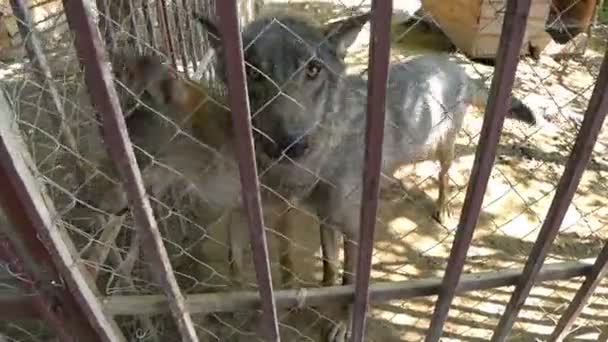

{"left": 195, "top": 14, "right": 222, "bottom": 51}
{"left": 322, "top": 12, "right": 371, "bottom": 58}
{"left": 122, "top": 55, "right": 170, "bottom": 94}
{"left": 128, "top": 55, "right": 167, "bottom": 80}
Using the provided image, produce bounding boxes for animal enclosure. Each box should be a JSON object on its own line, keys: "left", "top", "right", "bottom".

{"left": 1, "top": 0, "right": 608, "bottom": 341}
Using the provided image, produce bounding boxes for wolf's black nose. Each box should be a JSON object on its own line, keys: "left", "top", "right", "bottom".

{"left": 279, "top": 135, "right": 309, "bottom": 159}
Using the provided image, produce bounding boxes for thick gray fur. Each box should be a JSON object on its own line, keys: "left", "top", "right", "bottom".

{"left": 200, "top": 12, "right": 539, "bottom": 341}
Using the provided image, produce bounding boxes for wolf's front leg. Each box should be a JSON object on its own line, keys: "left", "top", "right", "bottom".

{"left": 321, "top": 224, "right": 340, "bottom": 287}
{"left": 326, "top": 222, "right": 358, "bottom": 342}
{"left": 227, "top": 208, "right": 249, "bottom": 288}
{"left": 98, "top": 163, "right": 175, "bottom": 215}
{"left": 275, "top": 205, "right": 298, "bottom": 288}
{"left": 433, "top": 140, "right": 456, "bottom": 224}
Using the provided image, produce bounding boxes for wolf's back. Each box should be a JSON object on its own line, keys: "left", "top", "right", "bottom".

{"left": 403, "top": 54, "right": 538, "bottom": 126}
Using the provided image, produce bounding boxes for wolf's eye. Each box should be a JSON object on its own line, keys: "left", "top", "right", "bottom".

{"left": 247, "top": 66, "right": 261, "bottom": 81}
{"left": 306, "top": 60, "right": 322, "bottom": 79}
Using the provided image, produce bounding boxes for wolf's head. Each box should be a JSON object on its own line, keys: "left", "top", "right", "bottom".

{"left": 112, "top": 53, "right": 211, "bottom": 121}
{"left": 198, "top": 12, "right": 370, "bottom": 162}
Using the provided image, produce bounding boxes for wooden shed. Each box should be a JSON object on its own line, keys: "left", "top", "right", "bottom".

{"left": 421, "top": 0, "right": 595, "bottom": 59}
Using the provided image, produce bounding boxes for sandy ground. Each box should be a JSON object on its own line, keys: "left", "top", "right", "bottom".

{"left": 2, "top": 1, "right": 608, "bottom": 341}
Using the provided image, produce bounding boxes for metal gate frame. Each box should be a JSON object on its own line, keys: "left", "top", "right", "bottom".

{"left": 1, "top": 0, "right": 608, "bottom": 341}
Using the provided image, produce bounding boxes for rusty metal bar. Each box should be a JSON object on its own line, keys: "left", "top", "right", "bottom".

{"left": 492, "top": 48, "right": 608, "bottom": 342}
{"left": 548, "top": 238, "right": 608, "bottom": 341}
{"left": 105, "top": 259, "right": 595, "bottom": 316}
{"left": 9, "top": 0, "right": 87, "bottom": 186}
{"left": 350, "top": 1, "right": 393, "bottom": 341}
{"left": 424, "top": 1, "right": 533, "bottom": 341}
{"left": 183, "top": 0, "right": 199, "bottom": 72}
{"left": 157, "top": 0, "right": 177, "bottom": 69}
{"left": 60, "top": 1, "right": 199, "bottom": 341}
{"left": 215, "top": 1, "right": 280, "bottom": 341}
{"left": 171, "top": 0, "right": 190, "bottom": 75}
{"left": 193, "top": 0, "right": 204, "bottom": 64}
{"left": 0, "top": 93, "right": 123, "bottom": 340}
{"left": 141, "top": 0, "right": 156, "bottom": 49}
{"left": 124, "top": 0, "right": 139, "bottom": 52}
{"left": 95, "top": 0, "right": 113, "bottom": 48}
{"left": 491, "top": 50, "right": 608, "bottom": 342}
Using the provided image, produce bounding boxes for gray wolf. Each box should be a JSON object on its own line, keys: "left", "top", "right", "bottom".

{"left": 199, "top": 12, "right": 539, "bottom": 341}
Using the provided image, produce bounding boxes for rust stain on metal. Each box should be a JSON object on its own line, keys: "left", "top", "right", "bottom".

{"left": 215, "top": 1, "right": 280, "bottom": 341}
{"left": 350, "top": 1, "right": 393, "bottom": 341}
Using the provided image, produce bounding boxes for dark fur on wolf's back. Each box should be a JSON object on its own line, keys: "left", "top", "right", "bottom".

{"left": 198, "top": 12, "right": 539, "bottom": 341}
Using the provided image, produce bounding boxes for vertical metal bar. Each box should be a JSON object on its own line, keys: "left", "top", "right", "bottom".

{"left": 350, "top": 1, "right": 393, "bottom": 341}
{"left": 102, "top": 260, "right": 597, "bottom": 316}
{"left": 183, "top": 0, "right": 199, "bottom": 72}
{"left": 548, "top": 236, "right": 608, "bottom": 341}
{"left": 424, "top": 1, "right": 533, "bottom": 341}
{"left": 171, "top": 0, "right": 190, "bottom": 75}
{"left": 0, "top": 93, "right": 124, "bottom": 341}
{"left": 95, "top": 0, "right": 113, "bottom": 48}
{"left": 157, "top": 0, "right": 177, "bottom": 69}
{"left": 9, "top": 0, "right": 87, "bottom": 186}
{"left": 60, "top": 1, "right": 199, "bottom": 341}
{"left": 124, "top": 0, "right": 139, "bottom": 52}
{"left": 193, "top": 0, "right": 204, "bottom": 63}
{"left": 141, "top": 0, "right": 156, "bottom": 49}
{"left": 491, "top": 50, "right": 608, "bottom": 342}
{"left": 215, "top": 1, "right": 280, "bottom": 341}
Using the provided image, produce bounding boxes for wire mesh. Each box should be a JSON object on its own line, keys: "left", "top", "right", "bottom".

{"left": 0, "top": 0, "right": 607, "bottom": 341}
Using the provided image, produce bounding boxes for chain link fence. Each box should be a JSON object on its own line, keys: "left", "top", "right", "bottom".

{"left": 0, "top": 0, "right": 607, "bottom": 341}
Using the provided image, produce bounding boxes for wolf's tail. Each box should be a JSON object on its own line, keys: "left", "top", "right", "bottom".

{"left": 468, "top": 77, "right": 539, "bottom": 126}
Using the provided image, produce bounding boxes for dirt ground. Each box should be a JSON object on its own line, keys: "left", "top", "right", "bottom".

{"left": 2, "top": 1, "right": 608, "bottom": 341}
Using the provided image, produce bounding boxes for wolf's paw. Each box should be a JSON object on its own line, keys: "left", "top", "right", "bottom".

{"left": 433, "top": 203, "right": 453, "bottom": 224}
{"left": 326, "top": 319, "right": 350, "bottom": 342}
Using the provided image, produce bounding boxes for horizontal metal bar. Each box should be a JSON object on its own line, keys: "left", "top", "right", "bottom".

{"left": 548, "top": 238, "right": 608, "bottom": 341}
{"left": 425, "top": 1, "right": 533, "bottom": 341}
{"left": 215, "top": 1, "right": 280, "bottom": 341}
{"left": 60, "top": 1, "right": 199, "bottom": 341}
{"left": 351, "top": 1, "right": 393, "bottom": 341}
{"left": 491, "top": 43, "right": 608, "bottom": 342}
{"left": 104, "top": 259, "right": 594, "bottom": 316}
